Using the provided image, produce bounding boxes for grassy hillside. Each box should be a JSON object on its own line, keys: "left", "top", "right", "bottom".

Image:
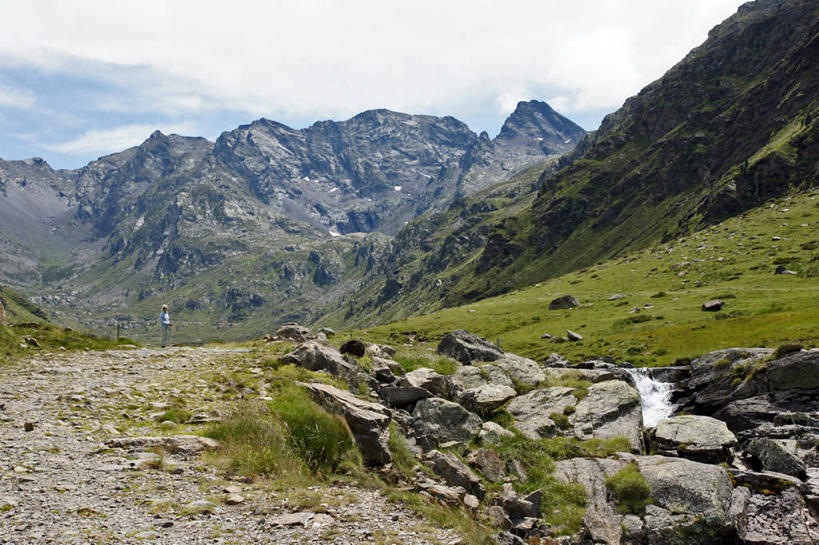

{"left": 439, "top": 0, "right": 819, "bottom": 307}
{"left": 359, "top": 189, "right": 819, "bottom": 367}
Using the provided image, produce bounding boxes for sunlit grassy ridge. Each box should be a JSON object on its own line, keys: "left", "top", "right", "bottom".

{"left": 360, "top": 189, "right": 819, "bottom": 366}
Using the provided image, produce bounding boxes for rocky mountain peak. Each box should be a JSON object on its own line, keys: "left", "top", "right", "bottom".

{"left": 496, "top": 100, "right": 585, "bottom": 148}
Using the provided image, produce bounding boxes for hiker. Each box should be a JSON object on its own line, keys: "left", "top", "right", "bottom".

{"left": 160, "top": 305, "right": 173, "bottom": 347}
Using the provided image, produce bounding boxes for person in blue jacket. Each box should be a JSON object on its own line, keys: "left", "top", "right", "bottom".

{"left": 160, "top": 305, "right": 173, "bottom": 347}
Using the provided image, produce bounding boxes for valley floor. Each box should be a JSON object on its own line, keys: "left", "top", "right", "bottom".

{"left": 0, "top": 347, "right": 458, "bottom": 545}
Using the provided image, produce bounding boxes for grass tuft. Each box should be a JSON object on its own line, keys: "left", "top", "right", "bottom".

{"left": 606, "top": 463, "right": 651, "bottom": 515}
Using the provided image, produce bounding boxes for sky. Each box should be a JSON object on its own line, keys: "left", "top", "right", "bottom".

{"left": 0, "top": 0, "right": 747, "bottom": 170}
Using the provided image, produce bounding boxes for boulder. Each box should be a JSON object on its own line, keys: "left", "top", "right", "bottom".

{"left": 404, "top": 367, "right": 451, "bottom": 398}
{"left": 549, "top": 295, "right": 580, "bottom": 310}
{"left": 731, "top": 486, "right": 819, "bottom": 544}
{"left": 506, "top": 387, "right": 577, "bottom": 440}
{"left": 318, "top": 327, "right": 336, "bottom": 337}
{"left": 436, "top": 329, "right": 503, "bottom": 364}
{"left": 728, "top": 468, "right": 802, "bottom": 494}
{"left": 566, "top": 329, "right": 583, "bottom": 342}
{"left": 298, "top": 382, "right": 391, "bottom": 466}
{"left": 742, "top": 438, "right": 807, "bottom": 479}
{"left": 554, "top": 457, "right": 626, "bottom": 545}
{"left": 496, "top": 483, "right": 541, "bottom": 519}
{"left": 366, "top": 343, "right": 396, "bottom": 359}
{"left": 411, "top": 397, "right": 482, "bottom": 448}
{"left": 466, "top": 448, "right": 506, "bottom": 482}
{"left": 629, "top": 455, "right": 736, "bottom": 544}
{"left": 479, "top": 421, "right": 515, "bottom": 445}
{"left": 371, "top": 358, "right": 397, "bottom": 383}
{"left": 459, "top": 384, "right": 517, "bottom": 416}
{"left": 652, "top": 415, "right": 737, "bottom": 463}
{"left": 543, "top": 367, "right": 616, "bottom": 383}
{"left": 573, "top": 380, "right": 643, "bottom": 452}
{"left": 424, "top": 450, "right": 485, "bottom": 499}
{"left": 276, "top": 323, "right": 310, "bottom": 342}
{"left": 421, "top": 484, "right": 463, "bottom": 507}
{"left": 281, "top": 341, "right": 361, "bottom": 386}
{"left": 377, "top": 377, "right": 431, "bottom": 408}
{"left": 494, "top": 355, "right": 546, "bottom": 388}
{"left": 701, "top": 299, "right": 724, "bottom": 311}
{"left": 339, "top": 339, "right": 367, "bottom": 358}
{"left": 544, "top": 352, "right": 570, "bottom": 367}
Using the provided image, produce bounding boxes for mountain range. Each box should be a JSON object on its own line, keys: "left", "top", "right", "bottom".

{"left": 0, "top": 100, "right": 584, "bottom": 339}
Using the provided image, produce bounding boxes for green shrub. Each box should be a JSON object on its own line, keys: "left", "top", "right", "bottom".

{"left": 606, "top": 463, "right": 651, "bottom": 515}
{"left": 772, "top": 343, "right": 802, "bottom": 359}
{"left": 204, "top": 401, "right": 303, "bottom": 476}
{"left": 269, "top": 385, "right": 356, "bottom": 473}
{"left": 387, "top": 422, "right": 418, "bottom": 478}
{"left": 157, "top": 407, "right": 192, "bottom": 424}
{"left": 550, "top": 412, "right": 571, "bottom": 430}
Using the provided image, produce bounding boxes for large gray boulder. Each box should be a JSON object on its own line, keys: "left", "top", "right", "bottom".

{"left": 424, "top": 450, "right": 485, "bottom": 499}
{"left": 411, "top": 397, "right": 483, "bottom": 448}
{"left": 554, "top": 457, "right": 627, "bottom": 545}
{"left": 298, "top": 382, "right": 391, "bottom": 466}
{"left": 404, "top": 367, "right": 451, "bottom": 398}
{"left": 573, "top": 380, "right": 643, "bottom": 452}
{"left": 630, "top": 455, "right": 736, "bottom": 543}
{"left": 459, "top": 384, "right": 517, "bottom": 416}
{"left": 437, "top": 330, "right": 503, "bottom": 364}
{"left": 494, "top": 355, "right": 546, "bottom": 388}
{"left": 377, "top": 380, "right": 431, "bottom": 408}
{"left": 731, "top": 486, "right": 819, "bottom": 545}
{"left": 506, "top": 387, "right": 577, "bottom": 440}
{"left": 742, "top": 438, "right": 806, "bottom": 479}
{"left": 549, "top": 295, "right": 580, "bottom": 310}
{"left": 275, "top": 323, "right": 311, "bottom": 342}
{"left": 652, "top": 415, "right": 737, "bottom": 463}
{"left": 281, "top": 341, "right": 361, "bottom": 385}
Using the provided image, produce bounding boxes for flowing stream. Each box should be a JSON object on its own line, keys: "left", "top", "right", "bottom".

{"left": 626, "top": 368, "right": 676, "bottom": 427}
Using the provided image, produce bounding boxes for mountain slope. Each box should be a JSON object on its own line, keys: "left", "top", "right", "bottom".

{"left": 448, "top": 0, "right": 819, "bottom": 304}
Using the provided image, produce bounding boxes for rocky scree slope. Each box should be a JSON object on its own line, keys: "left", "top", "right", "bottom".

{"left": 442, "top": 0, "right": 819, "bottom": 304}
{"left": 270, "top": 326, "right": 819, "bottom": 544}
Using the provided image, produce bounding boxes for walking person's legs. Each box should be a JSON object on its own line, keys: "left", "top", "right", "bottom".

{"left": 162, "top": 326, "right": 168, "bottom": 348}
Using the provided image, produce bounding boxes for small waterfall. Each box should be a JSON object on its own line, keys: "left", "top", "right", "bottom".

{"left": 626, "top": 368, "right": 676, "bottom": 427}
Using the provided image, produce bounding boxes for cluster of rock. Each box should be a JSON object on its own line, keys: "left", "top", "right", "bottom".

{"left": 263, "top": 323, "right": 336, "bottom": 343}
{"left": 278, "top": 327, "right": 818, "bottom": 544}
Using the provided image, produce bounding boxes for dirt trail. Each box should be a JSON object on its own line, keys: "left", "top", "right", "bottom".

{"left": 0, "top": 347, "right": 457, "bottom": 544}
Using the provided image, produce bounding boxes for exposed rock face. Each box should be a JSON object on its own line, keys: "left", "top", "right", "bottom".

{"left": 651, "top": 415, "right": 737, "bottom": 463}
{"left": 411, "top": 397, "right": 483, "bottom": 448}
{"left": 731, "top": 486, "right": 819, "bottom": 545}
{"left": 298, "top": 382, "right": 392, "bottom": 466}
{"left": 436, "top": 329, "right": 504, "bottom": 364}
{"left": 573, "top": 380, "right": 643, "bottom": 452}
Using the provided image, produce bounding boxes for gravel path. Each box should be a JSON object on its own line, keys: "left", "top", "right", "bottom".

{"left": 0, "top": 347, "right": 459, "bottom": 545}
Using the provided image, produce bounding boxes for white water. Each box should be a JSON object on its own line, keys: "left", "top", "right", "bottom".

{"left": 626, "top": 368, "right": 676, "bottom": 427}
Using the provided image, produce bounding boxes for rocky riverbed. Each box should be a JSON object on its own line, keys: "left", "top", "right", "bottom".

{"left": 0, "top": 347, "right": 459, "bottom": 545}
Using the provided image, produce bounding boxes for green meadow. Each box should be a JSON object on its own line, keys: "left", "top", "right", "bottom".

{"left": 359, "top": 189, "right": 819, "bottom": 366}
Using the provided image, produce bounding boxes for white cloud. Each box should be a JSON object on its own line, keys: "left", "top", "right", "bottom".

{"left": 46, "top": 123, "right": 198, "bottom": 155}
{"left": 0, "top": 82, "right": 36, "bottom": 108}
{"left": 0, "top": 0, "right": 747, "bottom": 132}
